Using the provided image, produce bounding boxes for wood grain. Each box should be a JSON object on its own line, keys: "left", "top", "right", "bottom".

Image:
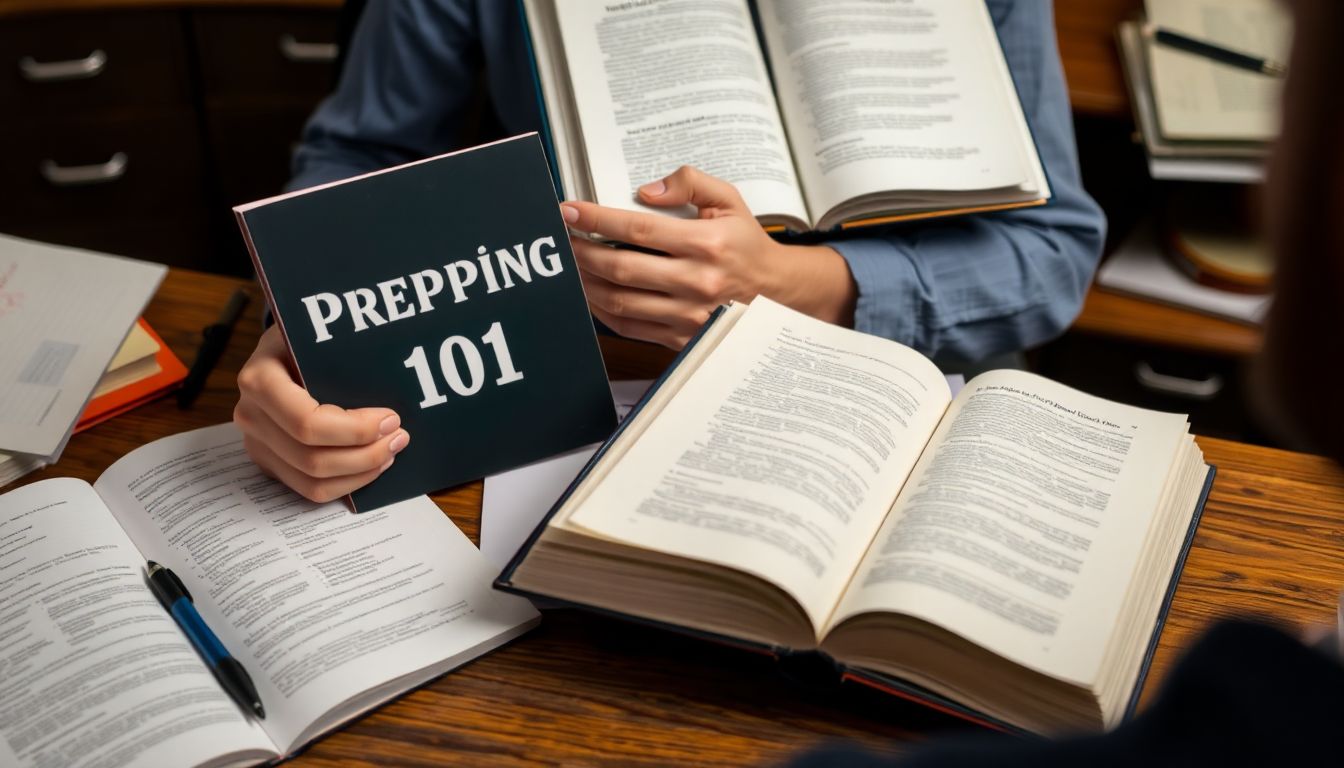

{"left": 1072, "top": 287, "right": 1264, "bottom": 358}
{"left": 1055, "top": 0, "right": 1143, "bottom": 117}
{"left": 12, "top": 270, "right": 1342, "bottom": 764}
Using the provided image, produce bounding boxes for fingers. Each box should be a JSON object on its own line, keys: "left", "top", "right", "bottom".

{"left": 571, "top": 237, "right": 698, "bottom": 293}
{"left": 637, "top": 165, "right": 749, "bottom": 215}
{"left": 579, "top": 270, "right": 711, "bottom": 330}
{"left": 234, "top": 398, "right": 408, "bottom": 480}
{"left": 242, "top": 432, "right": 391, "bottom": 504}
{"left": 234, "top": 325, "right": 405, "bottom": 502}
{"left": 588, "top": 304, "right": 693, "bottom": 350}
{"left": 239, "top": 326, "right": 399, "bottom": 448}
{"left": 561, "top": 199, "right": 701, "bottom": 253}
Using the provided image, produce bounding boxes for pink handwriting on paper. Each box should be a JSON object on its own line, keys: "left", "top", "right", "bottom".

{"left": 0, "top": 262, "right": 23, "bottom": 318}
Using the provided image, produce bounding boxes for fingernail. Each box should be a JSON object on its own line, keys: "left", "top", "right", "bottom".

{"left": 379, "top": 413, "right": 400, "bottom": 436}
{"left": 560, "top": 204, "right": 579, "bottom": 224}
{"left": 639, "top": 179, "right": 666, "bottom": 196}
{"left": 388, "top": 430, "right": 409, "bottom": 454}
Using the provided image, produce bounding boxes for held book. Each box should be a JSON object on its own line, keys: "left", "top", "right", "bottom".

{"left": 235, "top": 133, "right": 616, "bottom": 511}
{"left": 498, "top": 297, "right": 1214, "bottom": 734}
{"left": 0, "top": 423, "right": 540, "bottom": 768}
{"left": 521, "top": 0, "right": 1050, "bottom": 233}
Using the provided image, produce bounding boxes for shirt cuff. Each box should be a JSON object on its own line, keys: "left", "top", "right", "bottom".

{"left": 826, "top": 237, "right": 924, "bottom": 350}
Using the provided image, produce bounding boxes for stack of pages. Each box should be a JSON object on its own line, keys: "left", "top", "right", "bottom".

{"left": 1118, "top": 0, "right": 1290, "bottom": 182}
{"left": 0, "top": 233, "right": 167, "bottom": 487}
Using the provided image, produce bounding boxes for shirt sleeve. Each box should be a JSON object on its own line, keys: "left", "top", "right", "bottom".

{"left": 288, "top": 0, "right": 485, "bottom": 191}
{"left": 824, "top": 0, "right": 1106, "bottom": 363}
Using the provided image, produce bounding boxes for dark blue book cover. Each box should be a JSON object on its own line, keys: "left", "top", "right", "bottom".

{"left": 236, "top": 133, "right": 615, "bottom": 511}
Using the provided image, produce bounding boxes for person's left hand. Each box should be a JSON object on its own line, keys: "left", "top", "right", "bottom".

{"left": 561, "top": 166, "right": 856, "bottom": 349}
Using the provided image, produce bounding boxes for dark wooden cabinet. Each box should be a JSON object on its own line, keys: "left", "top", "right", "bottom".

{"left": 0, "top": 2, "right": 339, "bottom": 275}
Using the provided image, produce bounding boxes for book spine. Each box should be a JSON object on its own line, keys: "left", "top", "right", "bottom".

{"left": 496, "top": 304, "right": 730, "bottom": 584}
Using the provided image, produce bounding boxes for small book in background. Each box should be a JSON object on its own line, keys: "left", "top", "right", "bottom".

{"left": 523, "top": 0, "right": 1050, "bottom": 232}
{"left": 499, "top": 297, "right": 1213, "bottom": 735}
{"left": 0, "top": 423, "right": 539, "bottom": 768}
{"left": 1117, "top": 0, "right": 1290, "bottom": 182}
{"left": 76, "top": 318, "right": 189, "bottom": 432}
{"left": 236, "top": 133, "right": 616, "bottom": 511}
{"left": 1143, "top": 0, "right": 1289, "bottom": 143}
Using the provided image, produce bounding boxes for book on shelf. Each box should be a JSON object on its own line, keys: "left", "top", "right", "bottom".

{"left": 522, "top": 0, "right": 1050, "bottom": 233}
{"left": 0, "top": 423, "right": 540, "bottom": 768}
{"left": 498, "top": 297, "right": 1214, "bottom": 734}
{"left": 75, "top": 318, "right": 189, "bottom": 432}
{"left": 1116, "top": 0, "right": 1289, "bottom": 182}
{"left": 235, "top": 133, "right": 616, "bottom": 511}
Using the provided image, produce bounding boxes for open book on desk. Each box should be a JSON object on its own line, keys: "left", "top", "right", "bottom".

{"left": 523, "top": 0, "right": 1050, "bottom": 233}
{"left": 0, "top": 424, "right": 539, "bottom": 768}
{"left": 499, "top": 297, "right": 1213, "bottom": 734}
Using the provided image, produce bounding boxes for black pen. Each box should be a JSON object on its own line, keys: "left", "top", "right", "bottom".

{"left": 146, "top": 560, "right": 266, "bottom": 719}
{"left": 178, "top": 288, "right": 250, "bottom": 408}
{"left": 1145, "top": 23, "right": 1287, "bottom": 78}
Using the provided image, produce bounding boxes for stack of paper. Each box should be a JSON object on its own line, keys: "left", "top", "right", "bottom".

{"left": 0, "top": 233, "right": 165, "bottom": 488}
{"left": 1096, "top": 219, "right": 1271, "bottom": 325}
{"left": 1118, "top": 0, "right": 1291, "bottom": 182}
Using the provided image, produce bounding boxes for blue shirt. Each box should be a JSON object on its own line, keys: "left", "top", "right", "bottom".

{"left": 292, "top": 0, "right": 1105, "bottom": 364}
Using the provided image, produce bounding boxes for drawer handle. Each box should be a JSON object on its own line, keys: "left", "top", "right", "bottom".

{"left": 1134, "top": 361, "right": 1224, "bottom": 400}
{"left": 279, "top": 34, "right": 338, "bottom": 63}
{"left": 19, "top": 49, "right": 108, "bottom": 82}
{"left": 41, "top": 152, "right": 128, "bottom": 186}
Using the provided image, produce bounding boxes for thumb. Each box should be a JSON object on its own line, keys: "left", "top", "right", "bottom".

{"left": 638, "top": 165, "right": 750, "bottom": 216}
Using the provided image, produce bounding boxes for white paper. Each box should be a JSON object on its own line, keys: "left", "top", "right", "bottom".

{"left": 0, "top": 233, "right": 164, "bottom": 457}
{"left": 480, "top": 379, "right": 652, "bottom": 570}
{"left": 1096, "top": 220, "right": 1270, "bottom": 325}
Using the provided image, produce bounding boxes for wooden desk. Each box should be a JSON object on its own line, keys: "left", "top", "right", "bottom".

{"left": 17, "top": 271, "right": 1343, "bottom": 765}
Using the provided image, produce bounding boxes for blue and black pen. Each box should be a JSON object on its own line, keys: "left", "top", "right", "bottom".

{"left": 146, "top": 560, "right": 266, "bottom": 719}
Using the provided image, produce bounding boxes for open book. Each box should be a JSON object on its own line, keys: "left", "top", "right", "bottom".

{"left": 0, "top": 424, "right": 539, "bottom": 768}
{"left": 523, "top": 0, "right": 1050, "bottom": 232}
{"left": 499, "top": 298, "right": 1212, "bottom": 734}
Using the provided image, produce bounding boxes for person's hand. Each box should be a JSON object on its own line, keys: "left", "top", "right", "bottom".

{"left": 233, "top": 324, "right": 409, "bottom": 502}
{"left": 561, "top": 166, "right": 857, "bottom": 349}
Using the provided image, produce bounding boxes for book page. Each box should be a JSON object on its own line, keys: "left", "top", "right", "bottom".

{"left": 93, "top": 424, "right": 539, "bottom": 754}
{"left": 552, "top": 0, "right": 810, "bottom": 226}
{"left": 0, "top": 479, "right": 274, "bottom": 768}
{"left": 1146, "top": 0, "right": 1289, "bottom": 141}
{"left": 566, "top": 298, "right": 951, "bottom": 631}
{"left": 829, "top": 371, "right": 1190, "bottom": 686}
{"left": 755, "top": 0, "right": 1034, "bottom": 219}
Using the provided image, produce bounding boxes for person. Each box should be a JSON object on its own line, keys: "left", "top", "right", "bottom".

{"left": 234, "top": 0, "right": 1104, "bottom": 502}
{"left": 792, "top": 0, "right": 1344, "bottom": 763}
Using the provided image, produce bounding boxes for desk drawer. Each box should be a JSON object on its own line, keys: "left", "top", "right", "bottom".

{"left": 0, "top": 11, "right": 190, "bottom": 116}
{"left": 0, "top": 110, "right": 206, "bottom": 226}
{"left": 192, "top": 9, "right": 339, "bottom": 102}
{"left": 1035, "top": 334, "right": 1264, "bottom": 444}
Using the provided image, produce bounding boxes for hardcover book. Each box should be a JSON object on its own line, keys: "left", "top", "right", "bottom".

{"left": 499, "top": 297, "right": 1214, "bottom": 734}
{"left": 236, "top": 134, "right": 616, "bottom": 511}
{"left": 521, "top": 0, "right": 1051, "bottom": 232}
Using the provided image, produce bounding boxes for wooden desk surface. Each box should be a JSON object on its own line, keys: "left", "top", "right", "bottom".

{"left": 17, "top": 269, "right": 1342, "bottom": 765}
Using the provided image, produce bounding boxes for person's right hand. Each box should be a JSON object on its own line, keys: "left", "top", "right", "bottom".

{"left": 234, "top": 325, "right": 409, "bottom": 502}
